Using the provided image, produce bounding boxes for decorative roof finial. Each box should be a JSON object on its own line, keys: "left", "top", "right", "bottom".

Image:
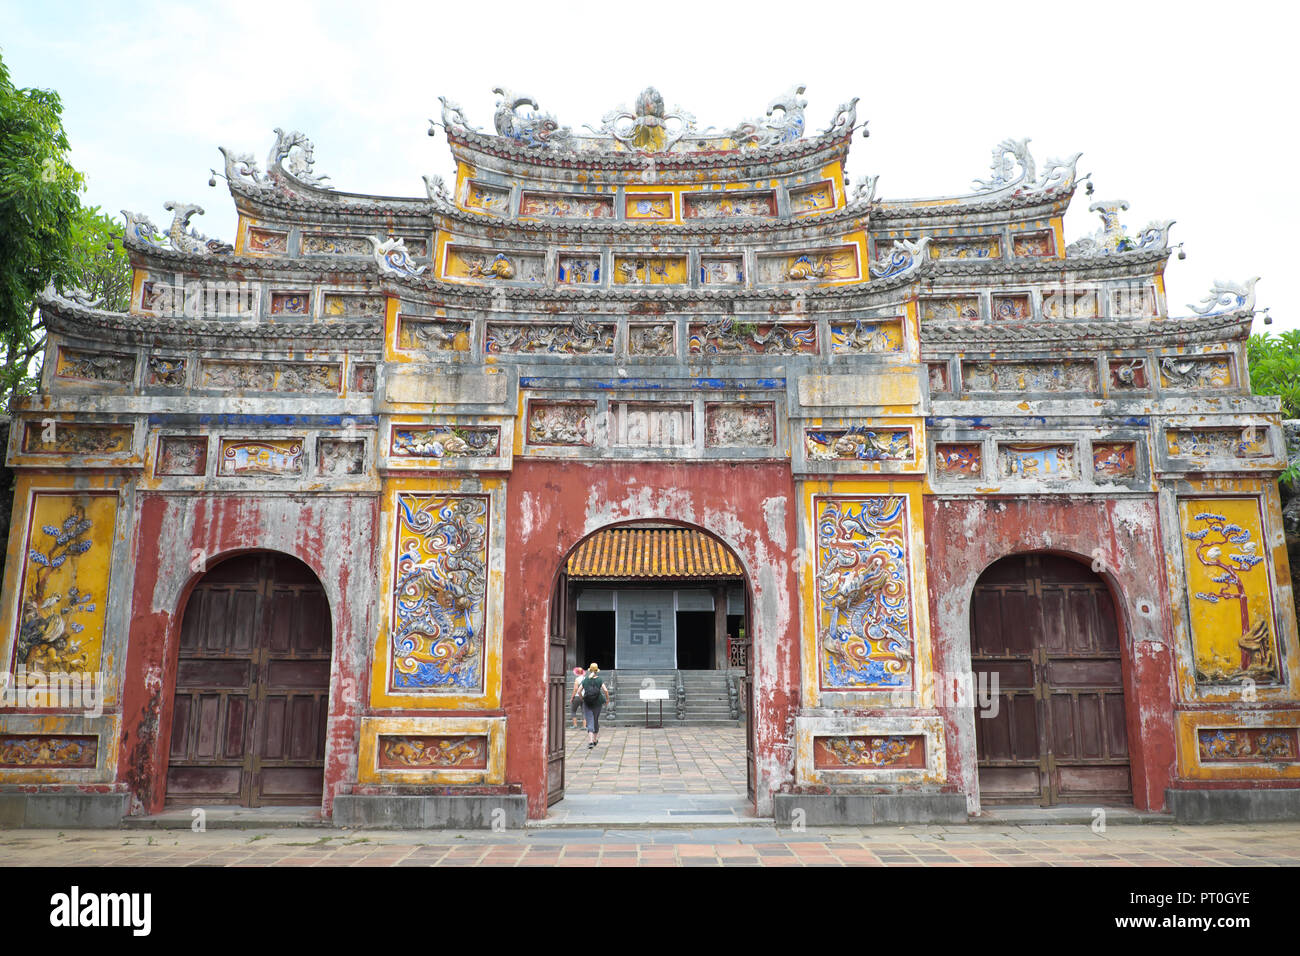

{"left": 727, "top": 85, "right": 807, "bottom": 148}
{"left": 1066, "top": 200, "right": 1175, "bottom": 257}
{"left": 970, "top": 138, "right": 1080, "bottom": 199}
{"left": 587, "top": 87, "right": 697, "bottom": 153}
{"left": 868, "top": 238, "right": 931, "bottom": 280}
{"left": 267, "top": 129, "right": 332, "bottom": 189}
{"left": 370, "top": 236, "right": 427, "bottom": 278}
{"left": 163, "top": 201, "right": 233, "bottom": 255}
{"left": 491, "top": 88, "right": 571, "bottom": 148}
{"left": 822, "top": 98, "right": 860, "bottom": 138}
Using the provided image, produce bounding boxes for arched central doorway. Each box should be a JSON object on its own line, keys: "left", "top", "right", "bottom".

{"left": 970, "top": 553, "right": 1132, "bottom": 807}
{"left": 545, "top": 523, "right": 754, "bottom": 808}
{"left": 164, "top": 552, "right": 332, "bottom": 807}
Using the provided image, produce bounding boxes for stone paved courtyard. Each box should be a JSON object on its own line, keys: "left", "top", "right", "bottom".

{"left": 2, "top": 822, "right": 1299, "bottom": 867}
{"left": 561, "top": 726, "right": 746, "bottom": 794}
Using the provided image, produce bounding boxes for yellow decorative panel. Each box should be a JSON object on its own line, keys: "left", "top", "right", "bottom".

{"left": 463, "top": 181, "right": 510, "bottom": 214}
{"left": 444, "top": 246, "right": 545, "bottom": 283}
{"left": 613, "top": 255, "right": 688, "bottom": 285}
{"left": 757, "top": 247, "right": 859, "bottom": 284}
{"left": 9, "top": 492, "right": 119, "bottom": 674}
{"left": 1178, "top": 498, "right": 1281, "bottom": 685}
{"left": 624, "top": 193, "right": 673, "bottom": 220}
{"left": 789, "top": 181, "right": 835, "bottom": 215}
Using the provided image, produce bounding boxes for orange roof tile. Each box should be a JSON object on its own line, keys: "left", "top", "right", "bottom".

{"left": 567, "top": 528, "right": 742, "bottom": 579}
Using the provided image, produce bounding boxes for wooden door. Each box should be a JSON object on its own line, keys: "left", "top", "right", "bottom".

{"left": 546, "top": 572, "right": 569, "bottom": 806}
{"left": 166, "top": 553, "right": 331, "bottom": 807}
{"left": 970, "top": 554, "right": 1131, "bottom": 806}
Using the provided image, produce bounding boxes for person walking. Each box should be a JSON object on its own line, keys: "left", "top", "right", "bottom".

{"left": 570, "top": 667, "right": 585, "bottom": 729}
{"left": 579, "top": 663, "right": 610, "bottom": 748}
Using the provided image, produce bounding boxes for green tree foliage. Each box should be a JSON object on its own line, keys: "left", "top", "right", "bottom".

{"left": 66, "top": 205, "right": 131, "bottom": 312}
{"left": 0, "top": 53, "right": 131, "bottom": 402}
{"left": 0, "top": 54, "right": 83, "bottom": 396}
{"left": 1246, "top": 330, "right": 1300, "bottom": 420}
{"left": 1247, "top": 329, "right": 1300, "bottom": 485}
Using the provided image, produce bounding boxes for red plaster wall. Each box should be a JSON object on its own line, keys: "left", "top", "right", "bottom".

{"left": 118, "top": 494, "right": 375, "bottom": 816}
{"left": 924, "top": 495, "right": 1178, "bottom": 811}
{"left": 503, "top": 460, "right": 800, "bottom": 818}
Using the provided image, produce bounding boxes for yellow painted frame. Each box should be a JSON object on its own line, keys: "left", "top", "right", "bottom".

{"left": 0, "top": 474, "right": 130, "bottom": 709}
{"left": 369, "top": 475, "right": 506, "bottom": 710}
{"left": 1175, "top": 710, "right": 1300, "bottom": 781}
{"left": 1165, "top": 477, "right": 1300, "bottom": 704}
{"left": 794, "top": 714, "right": 947, "bottom": 786}
{"left": 357, "top": 715, "right": 506, "bottom": 785}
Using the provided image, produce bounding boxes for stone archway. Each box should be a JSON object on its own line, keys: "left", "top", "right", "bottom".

{"left": 162, "top": 551, "right": 333, "bottom": 807}
{"left": 543, "top": 520, "right": 756, "bottom": 810}
{"left": 969, "top": 551, "right": 1133, "bottom": 806}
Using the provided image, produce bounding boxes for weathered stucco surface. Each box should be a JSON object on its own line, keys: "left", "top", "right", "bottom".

{"left": 119, "top": 493, "right": 377, "bottom": 815}
{"left": 924, "top": 495, "right": 1177, "bottom": 811}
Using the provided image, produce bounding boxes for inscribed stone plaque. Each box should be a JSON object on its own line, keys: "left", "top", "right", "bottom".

{"left": 615, "top": 591, "right": 676, "bottom": 669}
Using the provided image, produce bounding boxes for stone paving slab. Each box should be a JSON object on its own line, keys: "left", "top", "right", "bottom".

{"left": 560, "top": 726, "right": 745, "bottom": 795}
{"left": 3, "top": 822, "right": 1299, "bottom": 866}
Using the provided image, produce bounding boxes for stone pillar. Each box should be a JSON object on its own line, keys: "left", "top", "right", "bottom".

{"left": 713, "top": 584, "right": 728, "bottom": 669}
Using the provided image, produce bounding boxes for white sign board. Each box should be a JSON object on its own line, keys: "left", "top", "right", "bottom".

{"left": 639, "top": 689, "right": 670, "bottom": 701}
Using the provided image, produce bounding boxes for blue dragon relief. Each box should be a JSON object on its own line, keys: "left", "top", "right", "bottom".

{"left": 817, "top": 497, "right": 912, "bottom": 688}
{"left": 392, "top": 496, "right": 487, "bottom": 690}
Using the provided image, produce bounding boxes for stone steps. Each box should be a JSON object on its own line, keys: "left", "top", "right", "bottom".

{"left": 594, "top": 670, "right": 745, "bottom": 726}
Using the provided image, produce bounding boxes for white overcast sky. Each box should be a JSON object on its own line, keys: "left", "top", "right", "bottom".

{"left": 1, "top": 1, "right": 1295, "bottom": 333}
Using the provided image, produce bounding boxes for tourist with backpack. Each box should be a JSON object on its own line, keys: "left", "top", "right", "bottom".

{"left": 579, "top": 663, "right": 610, "bottom": 748}
{"left": 570, "top": 667, "right": 585, "bottom": 729}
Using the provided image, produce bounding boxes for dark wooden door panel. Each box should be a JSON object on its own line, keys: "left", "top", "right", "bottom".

{"left": 166, "top": 553, "right": 332, "bottom": 808}
{"left": 547, "top": 572, "right": 568, "bottom": 807}
{"left": 744, "top": 586, "right": 754, "bottom": 806}
{"left": 972, "top": 554, "right": 1132, "bottom": 807}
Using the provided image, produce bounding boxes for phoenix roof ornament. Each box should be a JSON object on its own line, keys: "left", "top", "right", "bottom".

{"left": 1188, "top": 278, "right": 1260, "bottom": 317}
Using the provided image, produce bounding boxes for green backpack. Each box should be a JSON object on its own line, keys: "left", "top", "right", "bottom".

{"left": 581, "top": 675, "right": 603, "bottom": 706}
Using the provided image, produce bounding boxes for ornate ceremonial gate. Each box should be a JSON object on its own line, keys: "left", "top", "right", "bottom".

{"left": 1, "top": 84, "right": 1296, "bottom": 827}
